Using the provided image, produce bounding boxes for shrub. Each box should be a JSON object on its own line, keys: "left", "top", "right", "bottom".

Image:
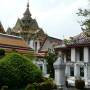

{"left": 25, "top": 84, "right": 35, "bottom": 90}
{"left": 24, "top": 52, "right": 36, "bottom": 61}
{"left": 25, "top": 78, "right": 56, "bottom": 90}
{"left": 75, "top": 79, "right": 85, "bottom": 89}
{"left": 0, "top": 48, "right": 5, "bottom": 57}
{"left": 0, "top": 53, "right": 42, "bottom": 89}
{"left": 1, "top": 85, "right": 8, "bottom": 90}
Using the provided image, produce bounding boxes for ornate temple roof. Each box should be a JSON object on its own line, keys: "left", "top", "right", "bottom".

{"left": 55, "top": 31, "right": 90, "bottom": 51}
{"left": 68, "top": 31, "right": 90, "bottom": 45}
{"left": 23, "top": 2, "right": 31, "bottom": 18}
{"left": 0, "top": 21, "right": 5, "bottom": 33}
{"left": 65, "top": 31, "right": 90, "bottom": 47}
{"left": 9, "top": 2, "right": 39, "bottom": 33}
{"left": 0, "top": 33, "right": 33, "bottom": 53}
{"left": 21, "top": 2, "right": 39, "bottom": 30}
{"left": 7, "top": 1, "right": 46, "bottom": 44}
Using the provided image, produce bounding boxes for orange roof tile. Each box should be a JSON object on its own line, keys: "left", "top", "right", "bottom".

{"left": 0, "top": 33, "right": 27, "bottom": 47}
{"left": 0, "top": 33, "right": 33, "bottom": 52}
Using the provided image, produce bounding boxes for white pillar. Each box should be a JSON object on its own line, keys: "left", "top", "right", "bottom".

{"left": 76, "top": 49, "right": 80, "bottom": 62}
{"left": 42, "top": 60, "right": 47, "bottom": 76}
{"left": 54, "top": 57, "right": 66, "bottom": 90}
{"left": 74, "top": 64, "right": 80, "bottom": 78}
{"left": 87, "top": 65, "right": 90, "bottom": 80}
{"left": 64, "top": 54, "right": 66, "bottom": 63}
{"left": 84, "top": 47, "right": 89, "bottom": 62}
{"left": 65, "top": 65, "right": 70, "bottom": 76}
{"left": 71, "top": 48, "right": 75, "bottom": 62}
{"left": 84, "top": 64, "right": 88, "bottom": 81}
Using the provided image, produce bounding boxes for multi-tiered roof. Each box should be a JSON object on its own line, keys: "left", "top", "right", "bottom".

{"left": 7, "top": 1, "right": 43, "bottom": 43}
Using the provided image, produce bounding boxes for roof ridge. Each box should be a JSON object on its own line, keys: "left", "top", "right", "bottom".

{"left": 0, "top": 33, "right": 22, "bottom": 39}
{"left": 48, "top": 35, "right": 62, "bottom": 41}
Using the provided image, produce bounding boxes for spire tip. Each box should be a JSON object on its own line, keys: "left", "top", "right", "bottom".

{"left": 27, "top": 0, "right": 29, "bottom": 8}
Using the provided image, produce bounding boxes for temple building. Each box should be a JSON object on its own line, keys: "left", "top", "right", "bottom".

{"left": 39, "top": 36, "right": 62, "bottom": 52}
{"left": 6, "top": 1, "right": 46, "bottom": 52}
{"left": 55, "top": 31, "right": 90, "bottom": 86}
{"left": 0, "top": 21, "right": 32, "bottom": 54}
{"left": 6, "top": 1, "right": 62, "bottom": 53}
{"left": 6, "top": 1, "right": 62, "bottom": 76}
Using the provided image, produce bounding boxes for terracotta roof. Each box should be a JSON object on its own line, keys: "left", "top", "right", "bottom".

{"left": 0, "top": 33, "right": 33, "bottom": 51}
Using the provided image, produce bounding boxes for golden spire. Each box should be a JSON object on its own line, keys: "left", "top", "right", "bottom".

{"left": 23, "top": 0, "right": 31, "bottom": 17}
{"left": 27, "top": 0, "right": 29, "bottom": 8}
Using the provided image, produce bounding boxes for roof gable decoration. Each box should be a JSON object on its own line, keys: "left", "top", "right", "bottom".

{"left": 13, "top": 19, "right": 23, "bottom": 33}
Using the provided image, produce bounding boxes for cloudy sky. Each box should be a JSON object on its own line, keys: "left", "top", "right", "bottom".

{"left": 0, "top": 0, "right": 89, "bottom": 39}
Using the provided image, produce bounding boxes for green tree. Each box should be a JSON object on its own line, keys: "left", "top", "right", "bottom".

{"left": 77, "top": 1, "right": 90, "bottom": 32}
{"left": 45, "top": 49, "right": 57, "bottom": 78}
{"left": 0, "top": 53, "right": 42, "bottom": 89}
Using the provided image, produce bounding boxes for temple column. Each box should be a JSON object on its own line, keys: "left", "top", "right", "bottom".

{"left": 65, "top": 65, "right": 70, "bottom": 77}
{"left": 84, "top": 47, "right": 89, "bottom": 62}
{"left": 64, "top": 54, "right": 66, "bottom": 63}
{"left": 74, "top": 64, "right": 80, "bottom": 79}
{"left": 76, "top": 49, "right": 80, "bottom": 62}
{"left": 42, "top": 60, "right": 47, "bottom": 76}
{"left": 71, "top": 48, "right": 75, "bottom": 62}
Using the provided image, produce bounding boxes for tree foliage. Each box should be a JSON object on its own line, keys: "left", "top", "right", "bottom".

{"left": 45, "top": 49, "right": 57, "bottom": 78}
{"left": 77, "top": 3, "right": 90, "bottom": 32}
{"left": 0, "top": 53, "right": 42, "bottom": 89}
{"left": 25, "top": 77, "right": 56, "bottom": 90}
